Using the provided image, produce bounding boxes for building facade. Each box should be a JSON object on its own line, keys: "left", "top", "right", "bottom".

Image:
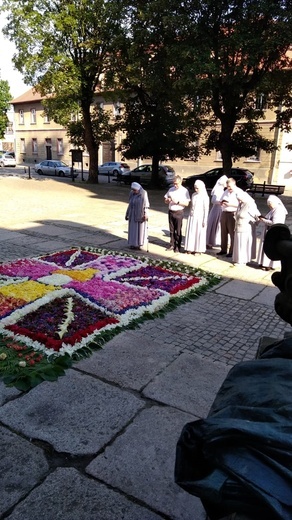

{"left": 11, "top": 88, "right": 292, "bottom": 186}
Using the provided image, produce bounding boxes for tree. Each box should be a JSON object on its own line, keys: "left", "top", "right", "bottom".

{"left": 1, "top": 0, "right": 129, "bottom": 183}
{"left": 173, "top": 0, "right": 292, "bottom": 174}
{"left": 0, "top": 80, "right": 12, "bottom": 140}
{"left": 114, "top": 0, "right": 205, "bottom": 186}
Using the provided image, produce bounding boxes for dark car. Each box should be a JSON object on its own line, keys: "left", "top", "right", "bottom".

{"left": 118, "top": 164, "right": 176, "bottom": 187}
{"left": 182, "top": 167, "right": 254, "bottom": 192}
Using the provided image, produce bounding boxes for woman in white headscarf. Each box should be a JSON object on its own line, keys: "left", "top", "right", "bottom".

{"left": 232, "top": 190, "right": 261, "bottom": 265}
{"left": 125, "top": 182, "right": 150, "bottom": 250}
{"left": 184, "top": 179, "right": 209, "bottom": 254}
{"left": 257, "top": 195, "right": 288, "bottom": 270}
{"left": 206, "top": 175, "right": 228, "bottom": 248}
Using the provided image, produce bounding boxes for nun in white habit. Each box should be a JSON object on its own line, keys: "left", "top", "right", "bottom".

{"left": 232, "top": 190, "right": 261, "bottom": 265}
{"left": 206, "top": 175, "right": 228, "bottom": 248}
{"left": 125, "top": 182, "right": 150, "bottom": 250}
{"left": 184, "top": 179, "right": 209, "bottom": 254}
{"left": 257, "top": 195, "right": 288, "bottom": 270}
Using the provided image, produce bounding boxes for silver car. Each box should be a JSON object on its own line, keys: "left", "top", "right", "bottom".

{"left": 98, "top": 161, "right": 130, "bottom": 176}
{"left": 34, "top": 160, "right": 77, "bottom": 177}
{"left": 0, "top": 152, "right": 16, "bottom": 167}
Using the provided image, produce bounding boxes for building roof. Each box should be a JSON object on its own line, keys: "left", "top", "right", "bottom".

{"left": 11, "top": 87, "right": 44, "bottom": 105}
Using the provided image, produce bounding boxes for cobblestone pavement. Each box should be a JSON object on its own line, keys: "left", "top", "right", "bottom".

{"left": 0, "top": 175, "right": 291, "bottom": 520}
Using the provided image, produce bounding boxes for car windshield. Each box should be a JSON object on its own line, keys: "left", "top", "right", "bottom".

{"left": 54, "top": 161, "right": 68, "bottom": 167}
{"left": 121, "top": 163, "right": 130, "bottom": 168}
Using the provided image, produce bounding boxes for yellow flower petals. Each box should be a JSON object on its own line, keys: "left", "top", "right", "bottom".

{"left": 0, "top": 281, "right": 59, "bottom": 302}
{"left": 55, "top": 268, "right": 98, "bottom": 282}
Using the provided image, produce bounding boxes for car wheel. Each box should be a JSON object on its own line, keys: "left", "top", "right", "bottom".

{"left": 112, "top": 169, "right": 118, "bottom": 176}
{"left": 37, "top": 169, "right": 43, "bottom": 175}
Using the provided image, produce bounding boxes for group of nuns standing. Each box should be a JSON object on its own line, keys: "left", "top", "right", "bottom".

{"left": 124, "top": 179, "right": 288, "bottom": 270}
{"left": 206, "top": 175, "right": 288, "bottom": 268}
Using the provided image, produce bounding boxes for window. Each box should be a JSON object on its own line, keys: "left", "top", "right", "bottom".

{"left": 44, "top": 113, "right": 50, "bottom": 123}
{"left": 215, "top": 150, "right": 222, "bottom": 161}
{"left": 70, "top": 113, "right": 78, "bottom": 122}
{"left": 30, "top": 108, "right": 36, "bottom": 124}
{"left": 6, "top": 122, "right": 13, "bottom": 135}
{"left": 20, "top": 138, "right": 26, "bottom": 153}
{"left": 32, "top": 138, "right": 38, "bottom": 154}
{"left": 57, "top": 138, "right": 63, "bottom": 155}
{"left": 255, "top": 94, "right": 267, "bottom": 111}
{"left": 113, "top": 102, "right": 121, "bottom": 117}
{"left": 246, "top": 149, "right": 261, "bottom": 162}
{"left": 19, "top": 110, "right": 24, "bottom": 125}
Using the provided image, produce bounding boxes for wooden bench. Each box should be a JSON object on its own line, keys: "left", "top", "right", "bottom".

{"left": 113, "top": 174, "right": 141, "bottom": 185}
{"left": 248, "top": 181, "right": 285, "bottom": 197}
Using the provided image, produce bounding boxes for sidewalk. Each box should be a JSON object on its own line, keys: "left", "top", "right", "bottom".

{"left": 0, "top": 176, "right": 291, "bottom": 520}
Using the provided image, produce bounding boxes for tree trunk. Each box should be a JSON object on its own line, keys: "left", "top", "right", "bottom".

{"left": 219, "top": 116, "right": 235, "bottom": 176}
{"left": 82, "top": 105, "right": 99, "bottom": 183}
{"left": 151, "top": 154, "right": 160, "bottom": 187}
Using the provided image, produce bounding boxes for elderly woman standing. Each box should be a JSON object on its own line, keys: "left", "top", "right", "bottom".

{"left": 125, "top": 182, "right": 150, "bottom": 250}
{"left": 184, "top": 179, "right": 209, "bottom": 254}
{"left": 257, "top": 195, "right": 288, "bottom": 270}
{"left": 232, "top": 191, "right": 261, "bottom": 265}
{"left": 206, "top": 175, "right": 228, "bottom": 249}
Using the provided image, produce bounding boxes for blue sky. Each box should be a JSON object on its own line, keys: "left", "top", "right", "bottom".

{"left": 0, "top": 21, "right": 30, "bottom": 99}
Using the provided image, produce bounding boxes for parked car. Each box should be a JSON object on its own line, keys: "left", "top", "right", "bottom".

{"left": 98, "top": 161, "right": 130, "bottom": 176}
{"left": 182, "top": 167, "right": 254, "bottom": 192}
{"left": 118, "top": 164, "right": 176, "bottom": 187}
{"left": 34, "top": 160, "right": 77, "bottom": 177}
{"left": 0, "top": 152, "right": 16, "bottom": 167}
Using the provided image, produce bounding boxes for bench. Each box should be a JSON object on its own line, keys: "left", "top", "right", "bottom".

{"left": 247, "top": 181, "right": 285, "bottom": 197}
{"left": 113, "top": 174, "right": 141, "bottom": 185}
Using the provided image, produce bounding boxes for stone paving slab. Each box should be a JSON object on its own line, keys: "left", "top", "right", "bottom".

{"left": 0, "top": 425, "right": 49, "bottom": 517}
{"left": 215, "top": 279, "right": 268, "bottom": 299}
{"left": 6, "top": 467, "right": 163, "bottom": 520}
{"left": 252, "top": 285, "right": 280, "bottom": 307}
{"left": 0, "top": 245, "right": 37, "bottom": 262}
{"left": 0, "top": 230, "right": 26, "bottom": 241}
{"left": 142, "top": 352, "right": 230, "bottom": 417}
{"left": 76, "top": 330, "right": 181, "bottom": 391}
{"left": 86, "top": 406, "right": 206, "bottom": 520}
{"left": 0, "top": 370, "right": 144, "bottom": 456}
{"left": 0, "top": 381, "right": 20, "bottom": 406}
{"left": 19, "top": 239, "right": 80, "bottom": 255}
{"left": 3, "top": 234, "right": 53, "bottom": 246}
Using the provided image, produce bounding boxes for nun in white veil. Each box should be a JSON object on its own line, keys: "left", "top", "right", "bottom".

{"left": 206, "top": 175, "right": 228, "bottom": 248}
{"left": 184, "top": 179, "right": 209, "bottom": 254}
{"left": 232, "top": 190, "right": 261, "bottom": 265}
{"left": 257, "top": 195, "right": 288, "bottom": 270}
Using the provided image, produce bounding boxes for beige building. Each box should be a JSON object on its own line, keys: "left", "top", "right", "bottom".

{"left": 11, "top": 88, "right": 126, "bottom": 171}
{"left": 11, "top": 87, "right": 292, "bottom": 186}
{"left": 0, "top": 104, "right": 15, "bottom": 153}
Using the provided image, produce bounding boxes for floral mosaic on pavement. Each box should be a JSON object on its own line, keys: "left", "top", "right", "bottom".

{"left": 0, "top": 247, "right": 220, "bottom": 390}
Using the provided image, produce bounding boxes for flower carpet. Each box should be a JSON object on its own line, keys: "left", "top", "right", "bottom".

{"left": 0, "top": 247, "right": 220, "bottom": 390}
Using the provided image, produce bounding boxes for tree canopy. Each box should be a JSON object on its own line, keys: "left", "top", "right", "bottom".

{"left": 0, "top": 80, "right": 12, "bottom": 141}
{"left": 1, "top": 0, "right": 129, "bottom": 182}
{"left": 171, "top": 0, "right": 292, "bottom": 172}
{"left": 1, "top": 0, "right": 292, "bottom": 180}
